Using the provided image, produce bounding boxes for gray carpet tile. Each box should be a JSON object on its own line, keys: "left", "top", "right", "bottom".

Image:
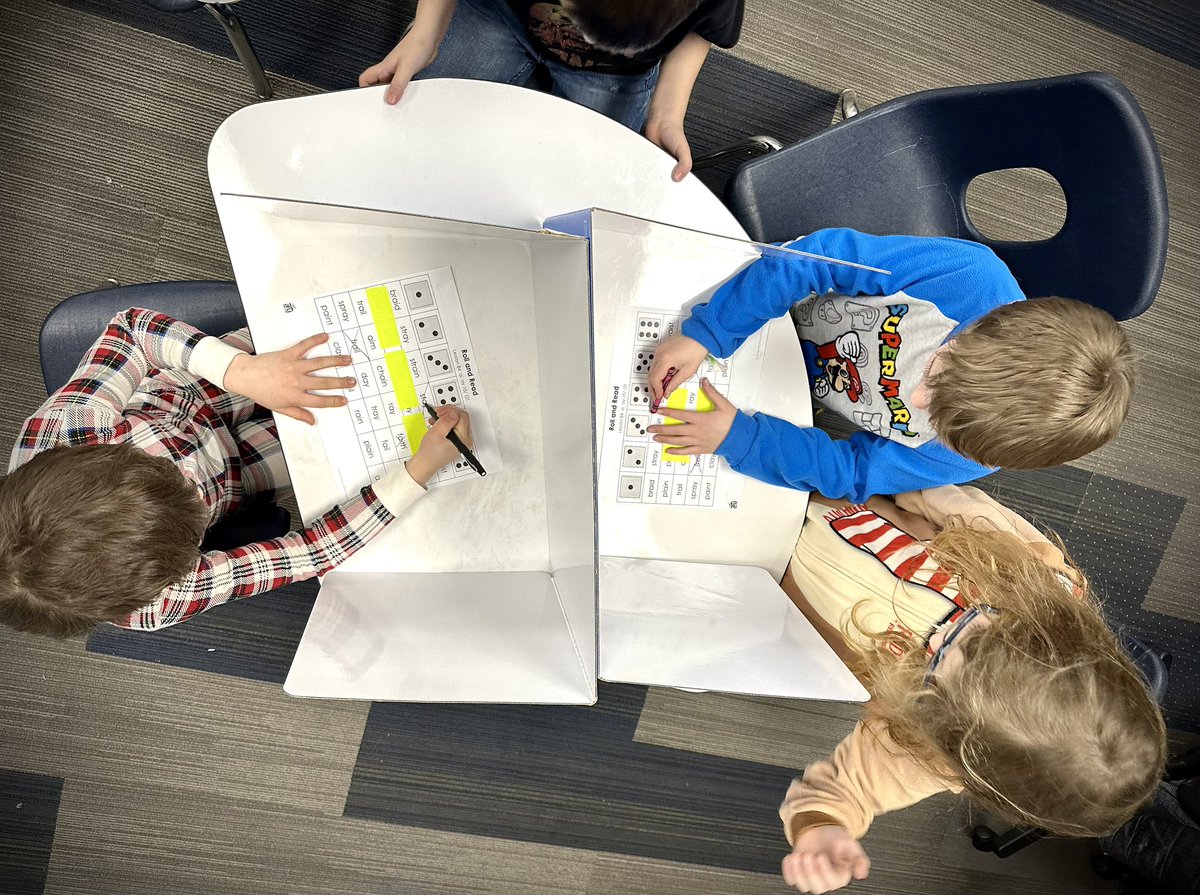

{"left": 0, "top": 769, "right": 62, "bottom": 895}
{"left": 0, "top": 628, "right": 372, "bottom": 818}
{"left": 1033, "top": 0, "right": 1200, "bottom": 68}
{"left": 0, "top": 0, "right": 317, "bottom": 462}
{"left": 635, "top": 686, "right": 864, "bottom": 769}
{"left": 345, "top": 684, "right": 799, "bottom": 873}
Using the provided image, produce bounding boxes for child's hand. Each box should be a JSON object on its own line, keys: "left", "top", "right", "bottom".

{"left": 647, "top": 334, "right": 709, "bottom": 410}
{"left": 645, "top": 116, "right": 693, "bottom": 182}
{"left": 223, "top": 333, "right": 354, "bottom": 425}
{"left": 781, "top": 826, "right": 870, "bottom": 894}
{"left": 359, "top": 29, "right": 440, "bottom": 105}
{"left": 405, "top": 406, "right": 472, "bottom": 487}
{"left": 648, "top": 379, "right": 736, "bottom": 457}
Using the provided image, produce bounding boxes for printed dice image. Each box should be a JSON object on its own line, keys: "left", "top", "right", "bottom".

{"left": 636, "top": 316, "right": 662, "bottom": 342}
{"left": 423, "top": 349, "right": 453, "bottom": 376}
{"left": 622, "top": 446, "right": 646, "bottom": 469}
{"left": 617, "top": 474, "right": 644, "bottom": 501}
{"left": 414, "top": 314, "right": 443, "bottom": 344}
{"left": 404, "top": 279, "right": 435, "bottom": 309}
{"left": 632, "top": 349, "right": 655, "bottom": 375}
{"left": 431, "top": 383, "right": 459, "bottom": 405}
{"left": 625, "top": 414, "right": 649, "bottom": 438}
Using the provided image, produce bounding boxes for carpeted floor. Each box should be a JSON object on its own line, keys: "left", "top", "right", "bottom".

{"left": 1, "top": 0, "right": 1198, "bottom": 892}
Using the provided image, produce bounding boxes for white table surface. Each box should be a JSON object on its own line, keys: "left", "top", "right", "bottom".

{"left": 209, "top": 79, "right": 748, "bottom": 239}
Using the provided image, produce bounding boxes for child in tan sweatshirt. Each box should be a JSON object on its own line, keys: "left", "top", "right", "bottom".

{"left": 777, "top": 485, "right": 1166, "bottom": 894}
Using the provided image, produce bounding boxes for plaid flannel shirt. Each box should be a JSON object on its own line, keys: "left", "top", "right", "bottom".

{"left": 9, "top": 308, "right": 407, "bottom": 630}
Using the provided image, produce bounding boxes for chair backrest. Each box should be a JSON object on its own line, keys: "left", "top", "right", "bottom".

{"left": 40, "top": 281, "right": 247, "bottom": 393}
{"left": 727, "top": 72, "right": 1169, "bottom": 319}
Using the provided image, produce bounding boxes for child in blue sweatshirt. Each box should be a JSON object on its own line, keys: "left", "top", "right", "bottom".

{"left": 646, "top": 228, "right": 1135, "bottom": 501}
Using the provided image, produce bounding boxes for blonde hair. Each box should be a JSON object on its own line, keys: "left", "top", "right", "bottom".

{"left": 851, "top": 524, "right": 1166, "bottom": 837}
{"left": 928, "top": 298, "right": 1135, "bottom": 469}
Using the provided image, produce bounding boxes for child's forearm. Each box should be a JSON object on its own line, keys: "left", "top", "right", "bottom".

{"left": 646, "top": 33, "right": 710, "bottom": 130}
{"left": 408, "top": 0, "right": 457, "bottom": 44}
{"left": 718, "top": 413, "right": 988, "bottom": 503}
{"left": 120, "top": 471, "right": 426, "bottom": 631}
{"left": 780, "top": 720, "right": 957, "bottom": 843}
{"left": 681, "top": 230, "right": 888, "bottom": 358}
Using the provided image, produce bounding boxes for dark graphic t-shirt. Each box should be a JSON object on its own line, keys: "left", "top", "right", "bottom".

{"left": 506, "top": 0, "right": 744, "bottom": 72}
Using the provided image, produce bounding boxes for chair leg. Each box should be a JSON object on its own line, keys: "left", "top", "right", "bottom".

{"left": 691, "top": 136, "right": 783, "bottom": 172}
{"left": 205, "top": 3, "right": 273, "bottom": 99}
{"left": 831, "top": 88, "right": 859, "bottom": 125}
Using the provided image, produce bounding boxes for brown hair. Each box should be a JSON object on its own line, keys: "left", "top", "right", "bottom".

{"left": 850, "top": 524, "right": 1166, "bottom": 836}
{"left": 562, "top": 0, "right": 701, "bottom": 53}
{"left": 0, "top": 444, "right": 208, "bottom": 637}
{"left": 928, "top": 298, "right": 1135, "bottom": 469}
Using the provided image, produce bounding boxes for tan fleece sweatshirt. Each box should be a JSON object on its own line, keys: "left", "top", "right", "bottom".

{"left": 779, "top": 485, "right": 1064, "bottom": 843}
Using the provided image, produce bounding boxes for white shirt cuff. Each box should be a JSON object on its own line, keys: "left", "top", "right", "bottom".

{"left": 372, "top": 464, "right": 427, "bottom": 517}
{"left": 189, "top": 336, "right": 249, "bottom": 388}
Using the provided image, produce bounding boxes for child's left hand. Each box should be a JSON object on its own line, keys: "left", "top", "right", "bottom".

{"left": 223, "top": 333, "right": 355, "bottom": 425}
{"left": 647, "top": 378, "right": 736, "bottom": 456}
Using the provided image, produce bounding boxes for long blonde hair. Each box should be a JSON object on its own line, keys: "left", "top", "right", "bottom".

{"left": 850, "top": 524, "right": 1166, "bottom": 836}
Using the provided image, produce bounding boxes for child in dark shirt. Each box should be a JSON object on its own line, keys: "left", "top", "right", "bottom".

{"left": 359, "top": 0, "right": 743, "bottom": 180}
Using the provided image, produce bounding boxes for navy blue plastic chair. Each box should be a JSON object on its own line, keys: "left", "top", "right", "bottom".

{"left": 39, "top": 281, "right": 290, "bottom": 550}
{"left": 726, "top": 72, "right": 1169, "bottom": 320}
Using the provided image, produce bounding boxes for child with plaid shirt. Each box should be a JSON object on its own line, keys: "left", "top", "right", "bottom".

{"left": 1, "top": 307, "right": 469, "bottom": 635}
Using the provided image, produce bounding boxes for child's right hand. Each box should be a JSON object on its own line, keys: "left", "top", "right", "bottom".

{"left": 359, "top": 0, "right": 459, "bottom": 104}
{"left": 358, "top": 28, "right": 441, "bottom": 105}
{"left": 781, "top": 825, "right": 870, "bottom": 894}
{"left": 404, "top": 406, "right": 473, "bottom": 487}
{"left": 647, "top": 334, "right": 710, "bottom": 409}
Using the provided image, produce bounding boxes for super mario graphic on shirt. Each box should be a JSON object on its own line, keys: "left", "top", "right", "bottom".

{"left": 801, "top": 331, "right": 867, "bottom": 402}
{"left": 792, "top": 293, "right": 945, "bottom": 447}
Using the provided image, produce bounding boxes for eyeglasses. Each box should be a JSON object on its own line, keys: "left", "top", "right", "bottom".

{"left": 924, "top": 604, "right": 1000, "bottom": 687}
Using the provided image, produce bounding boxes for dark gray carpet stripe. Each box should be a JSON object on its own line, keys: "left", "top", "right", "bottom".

{"left": 345, "top": 683, "right": 799, "bottom": 874}
{"left": 0, "top": 769, "right": 63, "bottom": 895}
{"left": 1034, "top": 0, "right": 1200, "bottom": 69}
{"left": 682, "top": 53, "right": 837, "bottom": 196}
{"left": 85, "top": 580, "right": 317, "bottom": 683}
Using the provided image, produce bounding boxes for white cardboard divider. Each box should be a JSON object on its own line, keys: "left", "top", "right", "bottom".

{"left": 213, "top": 194, "right": 868, "bottom": 705}
{"left": 546, "top": 210, "right": 868, "bottom": 701}
{"left": 216, "top": 195, "right": 598, "bottom": 703}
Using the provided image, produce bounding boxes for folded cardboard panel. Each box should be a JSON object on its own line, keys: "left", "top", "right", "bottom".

{"left": 544, "top": 209, "right": 867, "bottom": 702}
{"left": 216, "top": 195, "right": 598, "bottom": 703}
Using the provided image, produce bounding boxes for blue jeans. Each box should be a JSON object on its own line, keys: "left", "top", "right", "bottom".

{"left": 416, "top": 0, "right": 660, "bottom": 132}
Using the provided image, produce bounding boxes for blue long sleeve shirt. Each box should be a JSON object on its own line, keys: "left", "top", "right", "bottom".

{"left": 681, "top": 229, "right": 1026, "bottom": 501}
